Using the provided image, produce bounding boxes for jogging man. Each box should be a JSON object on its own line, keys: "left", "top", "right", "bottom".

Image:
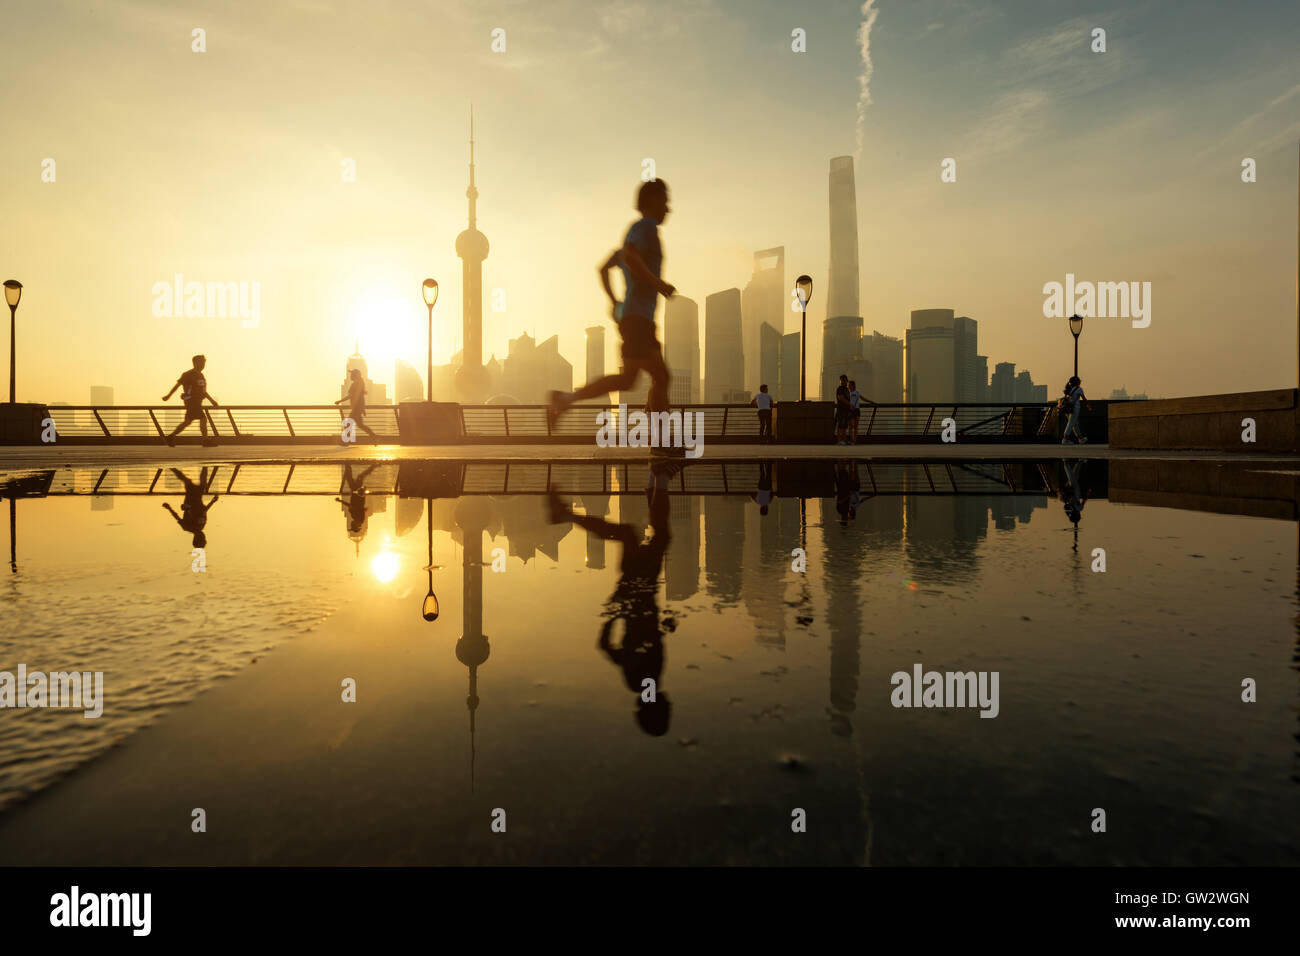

{"left": 163, "top": 354, "right": 219, "bottom": 446}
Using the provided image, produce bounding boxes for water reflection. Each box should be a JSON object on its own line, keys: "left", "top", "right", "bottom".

{"left": 1, "top": 456, "right": 1297, "bottom": 864}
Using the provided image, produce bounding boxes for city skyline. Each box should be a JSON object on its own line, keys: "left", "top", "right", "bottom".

{"left": 3, "top": 0, "right": 1298, "bottom": 406}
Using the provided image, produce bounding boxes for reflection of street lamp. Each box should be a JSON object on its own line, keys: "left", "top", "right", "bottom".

{"left": 795, "top": 275, "right": 813, "bottom": 401}
{"left": 422, "top": 279, "right": 439, "bottom": 403}
{"left": 421, "top": 497, "right": 442, "bottom": 621}
{"left": 4, "top": 280, "right": 22, "bottom": 403}
{"left": 1068, "top": 313, "right": 1083, "bottom": 379}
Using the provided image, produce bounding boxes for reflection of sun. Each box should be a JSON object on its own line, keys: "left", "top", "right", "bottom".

{"left": 354, "top": 294, "right": 422, "bottom": 371}
{"left": 371, "top": 548, "right": 400, "bottom": 583}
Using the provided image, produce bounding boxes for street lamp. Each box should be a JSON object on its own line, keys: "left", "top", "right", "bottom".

{"left": 4, "top": 280, "right": 22, "bottom": 404}
{"left": 1068, "top": 313, "right": 1084, "bottom": 378}
{"left": 422, "top": 279, "right": 439, "bottom": 403}
{"left": 795, "top": 275, "right": 813, "bottom": 401}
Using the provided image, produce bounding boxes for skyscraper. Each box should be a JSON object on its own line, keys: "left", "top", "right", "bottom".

{"left": 990, "top": 362, "right": 1016, "bottom": 402}
{"left": 704, "top": 289, "right": 744, "bottom": 403}
{"left": 741, "top": 247, "right": 784, "bottom": 393}
{"left": 827, "top": 156, "right": 860, "bottom": 320}
{"left": 664, "top": 295, "right": 700, "bottom": 405}
{"left": 861, "top": 332, "right": 903, "bottom": 403}
{"left": 454, "top": 108, "right": 490, "bottom": 403}
{"left": 904, "top": 309, "right": 981, "bottom": 404}
{"left": 759, "top": 322, "right": 781, "bottom": 395}
{"left": 779, "top": 331, "right": 801, "bottom": 402}
{"left": 822, "top": 314, "right": 865, "bottom": 401}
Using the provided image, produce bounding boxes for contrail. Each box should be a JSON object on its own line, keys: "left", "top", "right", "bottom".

{"left": 855, "top": 0, "right": 880, "bottom": 161}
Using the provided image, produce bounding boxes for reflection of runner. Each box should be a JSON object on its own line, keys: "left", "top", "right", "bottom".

{"left": 162, "top": 355, "right": 220, "bottom": 446}
{"left": 547, "top": 461, "right": 679, "bottom": 736}
{"left": 335, "top": 463, "right": 378, "bottom": 550}
{"left": 162, "top": 467, "right": 219, "bottom": 548}
{"left": 334, "top": 368, "right": 378, "bottom": 443}
{"left": 549, "top": 180, "right": 675, "bottom": 424}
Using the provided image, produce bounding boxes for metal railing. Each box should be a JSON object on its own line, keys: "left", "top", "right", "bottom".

{"left": 41, "top": 402, "right": 1060, "bottom": 444}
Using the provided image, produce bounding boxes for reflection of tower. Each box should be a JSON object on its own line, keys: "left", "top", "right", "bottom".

{"left": 666, "top": 493, "right": 699, "bottom": 600}
{"left": 580, "top": 495, "right": 610, "bottom": 569}
{"left": 454, "top": 498, "right": 492, "bottom": 788}
{"left": 454, "top": 107, "right": 491, "bottom": 404}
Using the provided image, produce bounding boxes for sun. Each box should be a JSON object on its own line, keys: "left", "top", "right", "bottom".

{"left": 353, "top": 293, "right": 422, "bottom": 373}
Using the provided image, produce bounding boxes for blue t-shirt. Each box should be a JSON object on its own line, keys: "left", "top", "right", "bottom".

{"left": 618, "top": 217, "right": 663, "bottom": 321}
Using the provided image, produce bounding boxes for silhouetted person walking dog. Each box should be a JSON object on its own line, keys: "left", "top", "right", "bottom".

{"left": 162, "top": 467, "right": 219, "bottom": 548}
{"left": 546, "top": 461, "right": 679, "bottom": 736}
{"left": 163, "top": 355, "right": 219, "bottom": 446}
{"left": 549, "top": 179, "right": 675, "bottom": 426}
{"left": 335, "top": 368, "right": 378, "bottom": 443}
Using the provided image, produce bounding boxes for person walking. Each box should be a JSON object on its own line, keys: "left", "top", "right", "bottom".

{"left": 162, "top": 355, "right": 219, "bottom": 446}
{"left": 1061, "top": 375, "right": 1091, "bottom": 445}
{"left": 335, "top": 368, "right": 378, "bottom": 444}
{"left": 750, "top": 384, "right": 775, "bottom": 443}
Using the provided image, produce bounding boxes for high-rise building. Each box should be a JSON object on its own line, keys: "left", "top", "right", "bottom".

{"left": 974, "top": 355, "right": 989, "bottom": 403}
{"left": 822, "top": 314, "right": 864, "bottom": 401}
{"left": 827, "top": 156, "right": 859, "bottom": 320}
{"left": 704, "top": 289, "right": 743, "bottom": 403}
{"left": 1015, "top": 370, "right": 1034, "bottom": 403}
{"left": 502, "top": 332, "right": 572, "bottom": 404}
{"left": 342, "top": 345, "right": 389, "bottom": 404}
{"left": 904, "top": 309, "right": 982, "bottom": 403}
{"left": 990, "top": 362, "right": 1016, "bottom": 403}
{"left": 90, "top": 386, "right": 117, "bottom": 434}
{"left": 454, "top": 108, "right": 491, "bottom": 403}
{"left": 741, "top": 248, "right": 785, "bottom": 393}
{"left": 758, "top": 322, "right": 781, "bottom": 396}
{"left": 861, "top": 332, "right": 903, "bottom": 403}
{"left": 664, "top": 296, "right": 700, "bottom": 405}
{"left": 779, "top": 331, "right": 801, "bottom": 402}
{"left": 585, "top": 326, "right": 607, "bottom": 402}
{"left": 394, "top": 360, "right": 423, "bottom": 402}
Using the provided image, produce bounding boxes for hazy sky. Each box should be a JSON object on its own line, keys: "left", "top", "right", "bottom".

{"left": 2, "top": 0, "right": 1298, "bottom": 403}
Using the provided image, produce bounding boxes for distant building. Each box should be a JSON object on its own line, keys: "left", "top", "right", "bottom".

{"left": 741, "top": 248, "right": 785, "bottom": 393}
{"left": 903, "top": 309, "right": 984, "bottom": 404}
{"left": 821, "top": 314, "right": 864, "bottom": 401}
{"left": 827, "top": 156, "right": 859, "bottom": 321}
{"left": 342, "top": 345, "right": 390, "bottom": 405}
{"left": 1109, "top": 386, "right": 1149, "bottom": 401}
{"left": 990, "top": 362, "right": 1016, "bottom": 403}
{"left": 90, "top": 385, "right": 118, "bottom": 433}
{"left": 974, "top": 355, "right": 989, "bottom": 403}
{"left": 861, "top": 331, "right": 903, "bottom": 403}
{"left": 758, "top": 322, "right": 781, "bottom": 398}
{"left": 585, "top": 326, "right": 607, "bottom": 402}
{"left": 664, "top": 296, "right": 700, "bottom": 404}
{"left": 502, "top": 332, "right": 572, "bottom": 404}
{"left": 394, "top": 360, "right": 423, "bottom": 402}
{"left": 779, "top": 331, "right": 801, "bottom": 402}
{"left": 704, "top": 289, "right": 744, "bottom": 403}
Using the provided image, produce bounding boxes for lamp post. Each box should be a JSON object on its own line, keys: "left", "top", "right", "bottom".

{"left": 4, "top": 280, "right": 22, "bottom": 403}
{"left": 795, "top": 275, "right": 813, "bottom": 401}
{"left": 1069, "top": 313, "right": 1083, "bottom": 379}
{"left": 422, "top": 279, "right": 439, "bottom": 403}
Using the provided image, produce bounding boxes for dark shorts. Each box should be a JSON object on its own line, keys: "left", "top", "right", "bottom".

{"left": 851, "top": 408, "right": 861, "bottom": 419}
{"left": 835, "top": 410, "right": 853, "bottom": 429}
{"left": 182, "top": 402, "right": 206, "bottom": 421}
{"left": 619, "top": 315, "right": 661, "bottom": 362}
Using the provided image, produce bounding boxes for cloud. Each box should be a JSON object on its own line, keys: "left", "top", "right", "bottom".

{"left": 854, "top": 0, "right": 881, "bottom": 161}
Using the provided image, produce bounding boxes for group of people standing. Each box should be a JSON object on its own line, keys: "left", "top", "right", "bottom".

{"left": 833, "top": 374, "right": 869, "bottom": 446}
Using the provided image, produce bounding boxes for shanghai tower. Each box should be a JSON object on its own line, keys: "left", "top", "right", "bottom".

{"left": 822, "top": 156, "right": 864, "bottom": 399}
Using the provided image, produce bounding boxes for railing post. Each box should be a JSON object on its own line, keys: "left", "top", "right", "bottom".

{"left": 283, "top": 408, "right": 296, "bottom": 438}
{"left": 91, "top": 409, "right": 111, "bottom": 438}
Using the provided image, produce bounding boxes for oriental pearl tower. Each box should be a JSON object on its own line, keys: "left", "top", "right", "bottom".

{"left": 454, "top": 108, "right": 492, "bottom": 404}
